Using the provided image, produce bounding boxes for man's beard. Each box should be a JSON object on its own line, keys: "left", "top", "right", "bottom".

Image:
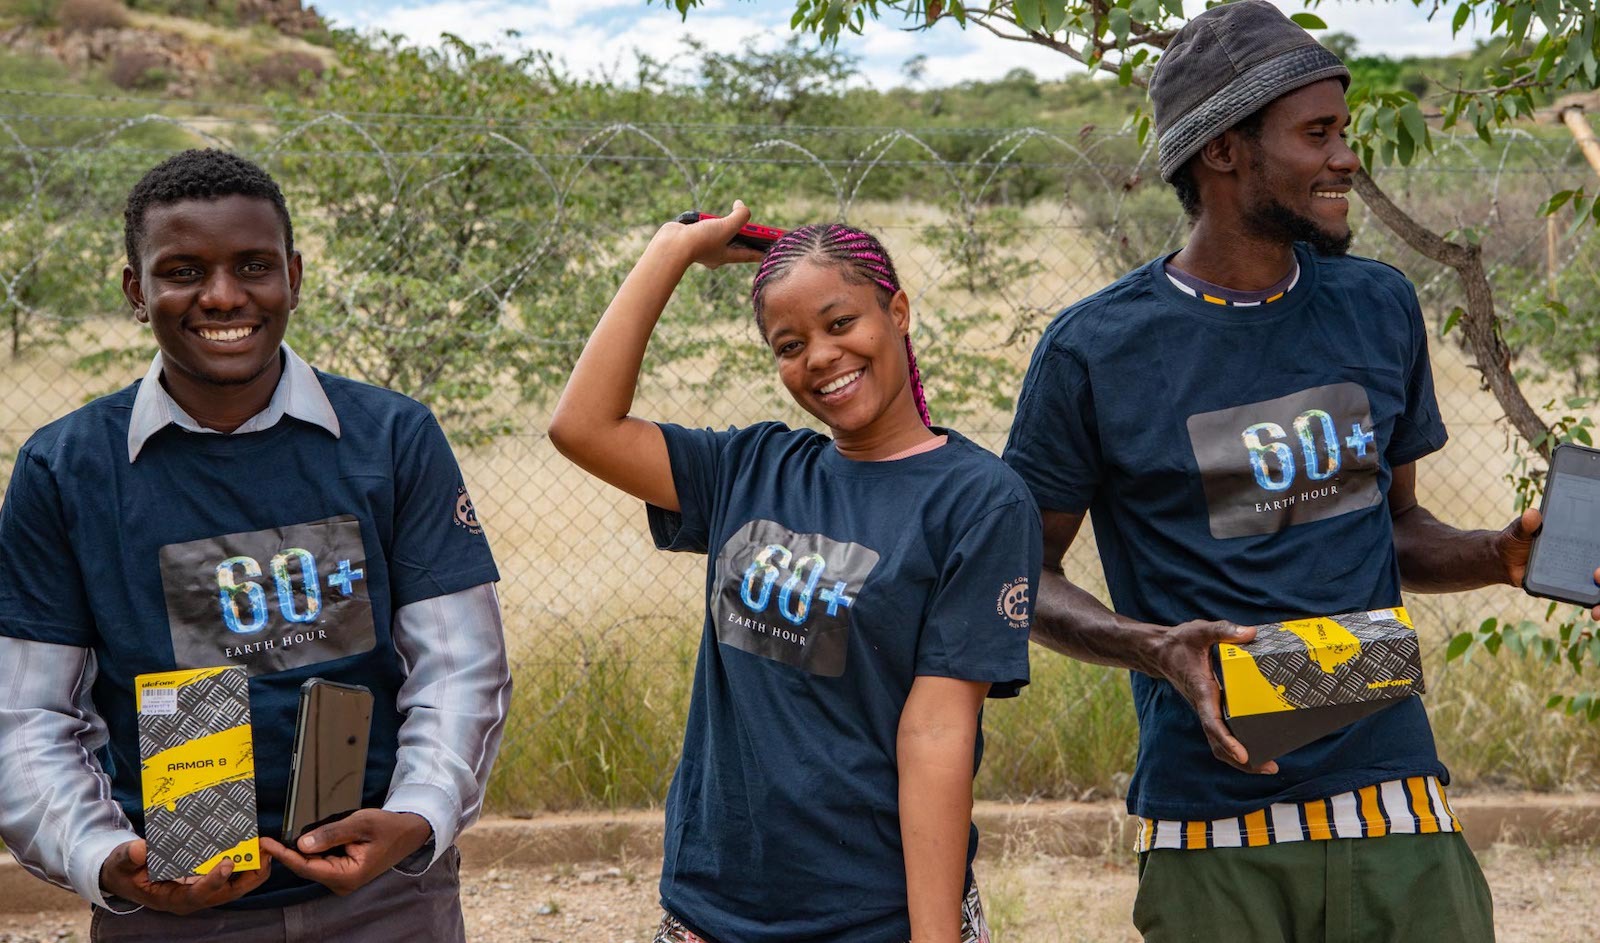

{"left": 1244, "top": 197, "right": 1353, "bottom": 257}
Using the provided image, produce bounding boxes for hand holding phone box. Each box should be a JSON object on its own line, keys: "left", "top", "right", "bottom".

{"left": 1215, "top": 607, "right": 1424, "bottom": 764}
{"left": 675, "top": 210, "right": 786, "bottom": 252}
{"left": 282, "top": 678, "right": 374, "bottom": 843}
{"left": 1524, "top": 443, "right": 1600, "bottom": 608}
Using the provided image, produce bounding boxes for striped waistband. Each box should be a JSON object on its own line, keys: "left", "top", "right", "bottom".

{"left": 1134, "top": 776, "right": 1460, "bottom": 852}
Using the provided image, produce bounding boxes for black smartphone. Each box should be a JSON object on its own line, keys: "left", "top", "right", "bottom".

{"left": 282, "top": 678, "right": 374, "bottom": 843}
{"left": 1525, "top": 442, "right": 1600, "bottom": 608}
{"left": 675, "top": 210, "right": 787, "bottom": 252}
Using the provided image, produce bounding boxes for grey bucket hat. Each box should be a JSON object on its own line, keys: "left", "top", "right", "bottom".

{"left": 1150, "top": 0, "right": 1350, "bottom": 182}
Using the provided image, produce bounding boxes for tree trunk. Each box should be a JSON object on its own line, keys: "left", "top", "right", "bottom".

{"left": 1352, "top": 168, "right": 1553, "bottom": 459}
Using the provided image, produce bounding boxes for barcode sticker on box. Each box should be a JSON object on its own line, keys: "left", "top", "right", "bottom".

{"left": 1366, "top": 609, "right": 1396, "bottom": 622}
{"left": 141, "top": 688, "right": 177, "bottom": 716}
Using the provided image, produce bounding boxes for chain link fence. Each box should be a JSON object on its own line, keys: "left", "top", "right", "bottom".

{"left": 5, "top": 91, "right": 1600, "bottom": 812}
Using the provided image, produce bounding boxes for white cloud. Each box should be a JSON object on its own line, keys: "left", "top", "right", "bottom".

{"left": 312, "top": 0, "right": 1493, "bottom": 88}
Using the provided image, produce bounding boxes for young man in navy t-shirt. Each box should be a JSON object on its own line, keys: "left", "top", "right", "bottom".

{"left": 1004, "top": 4, "right": 1599, "bottom": 939}
{"left": 0, "top": 150, "right": 510, "bottom": 940}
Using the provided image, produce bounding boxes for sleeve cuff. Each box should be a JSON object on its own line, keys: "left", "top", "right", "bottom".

{"left": 67, "top": 827, "right": 143, "bottom": 913}
{"left": 383, "top": 782, "right": 459, "bottom": 873}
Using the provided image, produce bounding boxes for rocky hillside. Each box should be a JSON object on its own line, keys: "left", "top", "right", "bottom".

{"left": 0, "top": 0, "right": 334, "bottom": 97}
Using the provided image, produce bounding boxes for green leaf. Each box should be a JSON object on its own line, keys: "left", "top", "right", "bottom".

{"left": 1540, "top": 189, "right": 1580, "bottom": 217}
{"left": 1290, "top": 12, "right": 1327, "bottom": 29}
{"left": 1107, "top": 7, "right": 1132, "bottom": 44}
{"left": 1509, "top": 1, "right": 1533, "bottom": 41}
{"left": 1398, "top": 102, "right": 1428, "bottom": 151}
{"left": 1536, "top": 0, "right": 1560, "bottom": 34}
{"left": 1043, "top": 0, "right": 1070, "bottom": 32}
{"left": 1396, "top": 126, "right": 1416, "bottom": 165}
{"left": 1446, "top": 632, "right": 1475, "bottom": 661}
{"left": 1012, "top": 0, "right": 1043, "bottom": 32}
{"left": 1480, "top": 617, "right": 1499, "bottom": 634}
{"left": 1441, "top": 307, "right": 1463, "bottom": 336}
{"left": 1162, "top": 0, "right": 1183, "bottom": 16}
{"left": 1548, "top": 694, "right": 1566, "bottom": 709}
{"left": 1451, "top": 2, "right": 1471, "bottom": 35}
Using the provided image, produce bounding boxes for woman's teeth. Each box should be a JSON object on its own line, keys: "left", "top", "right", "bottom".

{"left": 819, "top": 370, "right": 862, "bottom": 395}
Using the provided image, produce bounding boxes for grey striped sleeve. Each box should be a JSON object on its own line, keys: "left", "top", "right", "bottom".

{"left": 382, "top": 582, "right": 511, "bottom": 870}
{"left": 0, "top": 636, "right": 141, "bottom": 911}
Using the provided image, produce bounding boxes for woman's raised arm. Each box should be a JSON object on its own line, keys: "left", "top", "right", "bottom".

{"left": 548, "top": 203, "right": 761, "bottom": 512}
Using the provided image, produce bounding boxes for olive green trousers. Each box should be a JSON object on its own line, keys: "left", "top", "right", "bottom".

{"left": 1133, "top": 832, "right": 1494, "bottom": 943}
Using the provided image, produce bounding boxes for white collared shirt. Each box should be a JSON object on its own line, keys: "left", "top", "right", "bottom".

{"left": 126, "top": 344, "right": 341, "bottom": 462}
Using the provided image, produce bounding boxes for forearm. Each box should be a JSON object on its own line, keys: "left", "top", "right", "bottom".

{"left": 384, "top": 584, "right": 512, "bottom": 867}
{"left": 1393, "top": 504, "right": 1506, "bottom": 593}
{"left": 0, "top": 637, "right": 140, "bottom": 910}
{"left": 1031, "top": 567, "right": 1167, "bottom": 675}
{"left": 898, "top": 735, "right": 974, "bottom": 943}
{"left": 897, "top": 678, "right": 986, "bottom": 943}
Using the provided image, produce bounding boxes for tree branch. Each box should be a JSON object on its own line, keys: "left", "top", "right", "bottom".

{"left": 960, "top": 7, "right": 1140, "bottom": 84}
{"left": 1436, "top": 73, "right": 1546, "bottom": 98}
{"left": 1353, "top": 168, "right": 1552, "bottom": 458}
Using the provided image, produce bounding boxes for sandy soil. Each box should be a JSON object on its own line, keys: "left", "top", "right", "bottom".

{"left": 2, "top": 841, "right": 1595, "bottom": 943}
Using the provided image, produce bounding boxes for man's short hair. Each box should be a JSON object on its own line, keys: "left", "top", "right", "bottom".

{"left": 123, "top": 149, "right": 293, "bottom": 269}
{"left": 1169, "top": 107, "right": 1269, "bottom": 221}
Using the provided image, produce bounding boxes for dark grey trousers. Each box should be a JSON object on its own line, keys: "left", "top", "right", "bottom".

{"left": 90, "top": 846, "right": 465, "bottom": 943}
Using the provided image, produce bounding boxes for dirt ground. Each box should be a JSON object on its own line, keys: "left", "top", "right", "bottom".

{"left": 1, "top": 841, "right": 1594, "bottom": 943}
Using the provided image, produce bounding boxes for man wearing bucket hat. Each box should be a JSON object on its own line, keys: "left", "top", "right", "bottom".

{"left": 1002, "top": 2, "right": 1545, "bottom": 938}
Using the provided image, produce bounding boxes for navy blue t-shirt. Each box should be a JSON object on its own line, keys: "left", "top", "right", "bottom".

{"left": 0, "top": 372, "right": 498, "bottom": 907}
{"left": 649, "top": 423, "right": 1039, "bottom": 943}
{"left": 1002, "top": 245, "right": 1450, "bottom": 821}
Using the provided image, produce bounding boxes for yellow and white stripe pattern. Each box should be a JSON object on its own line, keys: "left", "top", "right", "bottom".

{"left": 1165, "top": 264, "right": 1299, "bottom": 307}
{"left": 1134, "top": 776, "right": 1459, "bottom": 852}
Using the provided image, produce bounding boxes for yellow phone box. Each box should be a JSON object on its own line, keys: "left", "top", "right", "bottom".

{"left": 135, "top": 666, "right": 260, "bottom": 883}
{"left": 1215, "top": 607, "right": 1424, "bottom": 764}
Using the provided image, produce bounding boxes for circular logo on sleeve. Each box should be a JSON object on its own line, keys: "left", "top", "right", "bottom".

{"left": 997, "top": 577, "right": 1030, "bottom": 630}
{"left": 454, "top": 486, "right": 483, "bottom": 535}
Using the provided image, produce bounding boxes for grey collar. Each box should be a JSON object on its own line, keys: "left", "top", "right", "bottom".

{"left": 126, "top": 344, "right": 341, "bottom": 462}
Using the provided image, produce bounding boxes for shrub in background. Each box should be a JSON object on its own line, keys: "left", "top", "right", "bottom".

{"left": 249, "top": 50, "right": 323, "bottom": 89}
{"left": 56, "top": 0, "right": 127, "bottom": 31}
{"left": 107, "top": 47, "right": 166, "bottom": 88}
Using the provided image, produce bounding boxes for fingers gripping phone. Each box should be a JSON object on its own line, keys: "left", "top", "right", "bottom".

{"left": 1524, "top": 443, "right": 1600, "bottom": 608}
{"left": 282, "top": 678, "right": 374, "bottom": 843}
{"left": 676, "top": 210, "right": 786, "bottom": 252}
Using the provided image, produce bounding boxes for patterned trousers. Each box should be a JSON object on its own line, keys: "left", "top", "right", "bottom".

{"left": 653, "top": 883, "right": 991, "bottom": 943}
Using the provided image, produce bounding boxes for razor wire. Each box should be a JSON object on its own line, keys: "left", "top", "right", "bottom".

{"left": 3, "top": 101, "right": 1600, "bottom": 810}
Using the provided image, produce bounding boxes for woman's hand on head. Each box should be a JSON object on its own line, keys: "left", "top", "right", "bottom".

{"left": 655, "top": 201, "right": 768, "bottom": 270}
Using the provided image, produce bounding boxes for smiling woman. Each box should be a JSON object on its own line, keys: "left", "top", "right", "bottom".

{"left": 548, "top": 203, "right": 1041, "bottom": 943}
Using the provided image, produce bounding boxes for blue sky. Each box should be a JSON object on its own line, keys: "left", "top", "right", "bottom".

{"left": 308, "top": 0, "right": 1498, "bottom": 89}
